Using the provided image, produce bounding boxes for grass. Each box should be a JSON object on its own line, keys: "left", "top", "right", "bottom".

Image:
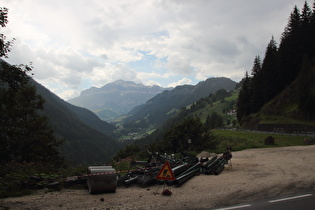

{"left": 259, "top": 115, "right": 315, "bottom": 126}
{"left": 211, "top": 129, "right": 308, "bottom": 153}
{"left": 0, "top": 162, "right": 88, "bottom": 198}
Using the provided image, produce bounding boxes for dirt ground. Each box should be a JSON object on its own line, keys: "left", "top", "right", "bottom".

{"left": 1, "top": 145, "right": 315, "bottom": 210}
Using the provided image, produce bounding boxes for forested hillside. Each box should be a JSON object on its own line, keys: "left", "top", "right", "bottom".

{"left": 121, "top": 77, "right": 236, "bottom": 131}
{"left": 237, "top": 1, "right": 315, "bottom": 128}
{"left": 33, "top": 80, "right": 120, "bottom": 164}
{"left": 112, "top": 87, "right": 239, "bottom": 160}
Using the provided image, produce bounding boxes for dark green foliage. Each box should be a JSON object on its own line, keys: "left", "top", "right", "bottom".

{"left": 237, "top": 72, "right": 251, "bottom": 123}
{"left": 264, "top": 136, "right": 275, "bottom": 145}
{"left": 250, "top": 56, "right": 263, "bottom": 112}
{"left": 0, "top": 62, "right": 64, "bottom": 166}
{"left": 205, "top": 112, "right": 223, "bottom": 129}
{"left": 0, "top": 7, "right": 14, "bottom": 58}
{"left": 301, "top": 1, "right": 312, "bottom": 27}
{"left": 123, "top": 77, "right": 236, "bottom": 131}
{"left": 281, "top": 6, "right": 301, "bottom": 40}
{"left": 159, "top": 117, "right": 217, "bottom": 153}
{"left": 0, "top": 160, "right": 89, "bottom": 198}
{"left": 237, "top": 2, "right": 315, "bottom": 123}
{"left": 296, "top": 56, "right": 315, "bottom": 114}
{"left": 0, "top": 161, "right": 52, "bottom": 198}
{"left": 33, "top": 81, "right": 120, "bottom": 165}
{"left": 261, "top": 37, "right": 279, "bottom": 102}
{"left": 0, "top": 9, "right": 64, "bottom": 166}
{"left": 1, "top": 7, "right": 120, "bottom": 166}
{"left": 112, "top": 144, "right": 143, "bottom": 161}
{"left": 113, "top": 87, "right": 234, "bottom": 160}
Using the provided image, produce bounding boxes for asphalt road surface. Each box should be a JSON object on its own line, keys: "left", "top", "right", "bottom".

{"left": 212, "top": 191, "right": 315, "bottom": 210}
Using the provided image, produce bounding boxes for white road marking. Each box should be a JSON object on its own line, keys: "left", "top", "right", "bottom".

{"left": 215, "top": 204, "right": 251, "bottom": 210}
{"left": 268, "top": 194, "right": 312, "bottom": 203}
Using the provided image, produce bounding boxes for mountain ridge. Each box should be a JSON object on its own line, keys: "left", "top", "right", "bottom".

{"left": 32, "top": 79, "right": 120, "bottom": 165}
{"left": 68, "top": 80, "right": 171, "bottom": 121}
{"left": 122, "top": 77, "right": 237, "bottom": 130}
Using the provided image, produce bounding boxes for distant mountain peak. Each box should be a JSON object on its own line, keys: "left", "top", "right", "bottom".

{"left": 68, "top": 80, "right": 170, "bottom": 121}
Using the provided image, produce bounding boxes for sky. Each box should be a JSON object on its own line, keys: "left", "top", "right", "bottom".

{"left": 1, "top": 0, "right": 308, "bottom": 100}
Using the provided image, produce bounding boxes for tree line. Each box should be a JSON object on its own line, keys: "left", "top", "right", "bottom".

{"left": 237, "top": 1, "right": 315, "bottom": 124}
{"left": 112, "top": 88, "right": 236, "bottom": 160}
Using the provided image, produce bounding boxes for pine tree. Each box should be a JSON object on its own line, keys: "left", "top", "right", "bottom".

{"left": 301, "top": 1, "right": 312, "bottom": 27}
{"left": 300, "top": 1, "right": 313, "bottom": 56}
{"left": 281, "top": 6, "right": 301, "bottom": 40}
{"left": 279, "top": 5, "right": 303, "bottom": 91}
{"left": 261, "top": 36, "right": 279, "bottom": 102}
{"left": 296, "top": 56, "right": 315, "bottom": 118}
{"left": 205, "top": 112, "right": 223, "bottom": 129}
{"left": 250, "top": 56, "right": 263, "bottom": 113}
{"left": 237, "top": 72, "right": 251, "bottom": 123}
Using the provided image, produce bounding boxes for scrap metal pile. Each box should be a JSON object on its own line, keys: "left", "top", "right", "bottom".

{"left": 117, "top": 149, "right": 232, "bottom": 187}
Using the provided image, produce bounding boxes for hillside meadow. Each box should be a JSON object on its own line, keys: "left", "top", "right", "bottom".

{"left": 212, "top": 129, "right": 308, "bottom": 153}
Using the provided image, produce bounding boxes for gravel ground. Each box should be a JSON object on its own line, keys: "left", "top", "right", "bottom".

{"left": 1, "top": 145, "right": 315, "bottom": 210}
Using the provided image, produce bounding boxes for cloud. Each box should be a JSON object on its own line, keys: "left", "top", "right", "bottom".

{"left": 91, "top": 63, "right": 138, "bottom": 87}
{"left": 58, "top": 89, "right": 78, "bottom": 101}
{"left": 2, "top": 0, "right": 307, "bottom": 100}
{"left": 168, "top": 78, "right": 192, "bottom": 88}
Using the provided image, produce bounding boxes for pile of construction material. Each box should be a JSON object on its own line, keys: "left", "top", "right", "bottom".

{"left": 87, "top": 149, "right": 232, "bottom": 194}
{"left": 117, "top": 149, "right": 232, "bottom": 187}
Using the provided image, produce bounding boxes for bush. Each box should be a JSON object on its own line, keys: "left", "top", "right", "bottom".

{"left": 264, "top": 136, "right": 275, "bottom": 145}
{"left": 0, "top": 161, "right": 88, "bottom": 198}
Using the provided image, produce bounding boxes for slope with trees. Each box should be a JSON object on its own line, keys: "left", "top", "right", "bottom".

{"left": 237, "top": 1, "right": 315, "bottom": 130}
{"left": 0, "top": 7, "right": 64, "bottom": 166}
{"left": 0, "top": 7, "right": 121, "bottom": 165}
{"left": 120, "top": 77, "right": 237, "bottom": 135}
{"left": 113, "top": 88, "right": 239, "bottom": 160}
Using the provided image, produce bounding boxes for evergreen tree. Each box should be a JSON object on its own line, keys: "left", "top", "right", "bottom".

{"left": 162, "top": 117, "right": 214, "bottom": 152}
{"left": 301, "top": 1, "right": 312, "bottom": 27}
{"left": 237, "top": 72, "right": 251, "bottom": 123}
{"left": 279, "top": 5, "right": 303, "bottom": 90}
{"left": 237, "top": 2, "right": 315, "bottom": 124}
{"left": 281, "top": 6, "right": 301, "bottom": 40}
{"left": 261, "top": 36, "right": 279, "bottom": 102}
{"left": 205, "top": 112, "right": 223, "bottom": 129}
{"left": 250, "top": 56, "right": 263, "bottom": 112}
{"left": 300, "top": 1, "right": 313, "bottom": 56}
{"left": 296, "top": 56, "right": 315, "bottom": 117}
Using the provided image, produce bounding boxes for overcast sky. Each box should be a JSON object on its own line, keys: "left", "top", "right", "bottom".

{"left": 2, "top": 0, "right": 308, "bottom": 100}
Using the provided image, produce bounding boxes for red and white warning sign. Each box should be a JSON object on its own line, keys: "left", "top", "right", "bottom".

{"left": 155, "top": 161, "right": 176, "bottom": 181}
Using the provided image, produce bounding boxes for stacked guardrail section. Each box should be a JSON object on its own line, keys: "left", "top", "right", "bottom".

{"left": 87, "top": 149, "right": 232, "bottom": 193}
{"left": 116, "top": 149, "right": 232, "bottom": 187}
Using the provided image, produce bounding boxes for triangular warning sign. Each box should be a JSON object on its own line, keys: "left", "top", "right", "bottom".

{"left": 156, "top": 161, "right": 176, "bottom": 180}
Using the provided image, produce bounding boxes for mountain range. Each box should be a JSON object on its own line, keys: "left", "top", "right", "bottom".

{"left": 32, "top": 80, "right": 120, "bottom": 165}
{"left": 68, "top": 80, "right": 170, "bottom": 121}
{"left": 123, "top": 77, "right": 237, "bottom": 130}
{"left": 32, "top": 76, "right": 238, "bottom": 164}
{"left": 3, "top": 65, "right": 237, "bottom": 165}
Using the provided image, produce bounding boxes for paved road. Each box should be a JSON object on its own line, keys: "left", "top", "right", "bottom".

{"left": 211, "top": 191, "right": 315, "bottom": 210}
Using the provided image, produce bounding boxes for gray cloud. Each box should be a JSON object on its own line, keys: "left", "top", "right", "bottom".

{"left": 2, "top": 0, "right": 307, "bottom": 99}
